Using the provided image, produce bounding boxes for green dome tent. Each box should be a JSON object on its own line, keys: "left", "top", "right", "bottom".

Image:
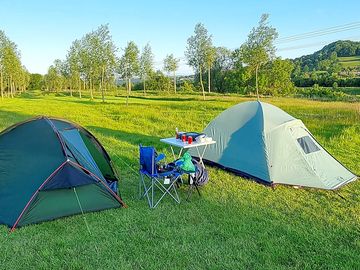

{"left": 0, "top": 117, "right": 126, "bottom": 231}
{"left": 195, "top": 101, "right": 356, "bottom": 189}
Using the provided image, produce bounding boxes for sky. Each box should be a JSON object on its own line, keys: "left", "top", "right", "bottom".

{"left": 0, "top": 0, "right": 359, "bottom": 75}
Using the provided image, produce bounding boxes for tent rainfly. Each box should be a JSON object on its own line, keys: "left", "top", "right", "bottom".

{"left": 194, "top": 101, "right": 357, "bottom": 189}
{"left": 0, "top": 117, "right": 126, "bottom": 231}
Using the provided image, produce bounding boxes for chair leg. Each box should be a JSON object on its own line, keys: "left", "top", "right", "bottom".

{"left": 152, "top": 176, "right": 181, "bottom": 208}
{"left": 151, "top": 178, "right": 154, "bottom": 208}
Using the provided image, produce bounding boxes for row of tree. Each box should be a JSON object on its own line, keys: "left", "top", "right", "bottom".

{"left": 1, "top": 14, "right": 298, "bottom": 101}
{"left": 43, "top": 14, "right": 286, "bottom": 101}
{"left": 0, "top": 31, "right": 30, "bottom": 99}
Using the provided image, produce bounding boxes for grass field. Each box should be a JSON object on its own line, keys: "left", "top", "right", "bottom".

{"left": 0, "top": 91, "right": 359, "bottom": 269}
{"left": 338, "top": 56, "right": 360, "bottom": 68}
{"left": 337, "top": 87, "right": 360, "bottom": 96}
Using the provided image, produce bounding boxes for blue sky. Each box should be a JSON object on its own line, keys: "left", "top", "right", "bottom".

{"left": 1, "top": 0, "right": 359, "bottom": 74}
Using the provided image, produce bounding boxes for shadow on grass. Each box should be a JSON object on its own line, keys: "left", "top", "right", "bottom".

{"left": 0, "top": 110, "right": 35, "bottom": 132}
{"left": 86, "top": 125, "right": 168, "bottom": 151}
{"left": 130, "top": 95, "right": 198, "bottom": 102}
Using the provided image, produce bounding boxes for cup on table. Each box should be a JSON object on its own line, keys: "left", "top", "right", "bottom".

{"left": 181, "top": 134, "right": 186, "bottom": 142}
{"left": 188, "top": 136, "right": 193, "bottom": 144}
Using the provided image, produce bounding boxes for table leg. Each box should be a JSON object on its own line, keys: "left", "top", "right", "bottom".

{"left": 170, "top": 146, "right": 184, "bottom": 160}
{"left": 170, "top": 145, "right": 176, "bottom": 160}
{"left": 178, "top": 148, "right": 183, "bottom": 159}
{"left": 195, "top": 144, "right": 208, "bottom": 168}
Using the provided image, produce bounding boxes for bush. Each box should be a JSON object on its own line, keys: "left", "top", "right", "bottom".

{"left": 295, "top": 86, "right": 358, "bottom": 101}
{"left": 179, "top": 80, "right": 195, "bottom": 92}
{"left": 332, "top": 82, "right": 338, "bottom": 90}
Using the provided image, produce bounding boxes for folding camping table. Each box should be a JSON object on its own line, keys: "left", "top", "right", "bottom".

{"left": 160, "top": 137, "right": 216, "bottom": 168}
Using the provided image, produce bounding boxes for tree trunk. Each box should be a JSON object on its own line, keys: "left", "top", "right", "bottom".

{"left": 126, "top": 77, "right": 130, "bottom": 106}
{"left": 90, "top": 77, "right": 93, "bottom": 100}
{"left": 173, "top": 71, "right": 176, "bottom": 94}
{"left": 0, "top": 71, "right": 3, "bottom": 100}
{"left": 255, "top": 64, "right": 259, "bottom": 101}
{"left": 78, "top": 77, "right": 82, "bottom": 99}
{"left": 11, "top": 81, "right": 14, "bottom": 98}
{"left": 199, "top": 66, "right": 205, "bottom": 100}
{"left": 70, "top": 79, "right": 73, "bottom": 97}
{"left": 208, "top": 67, "right": 211, "bottom": 93}
{"left": 143, "top": 78, "right": 146, "bottom": 95}
{"left": 128, "top": 77, "right": 131, "bottom": 94}
{"left": 101, "top": 66, "right": 105, "bottom": 103}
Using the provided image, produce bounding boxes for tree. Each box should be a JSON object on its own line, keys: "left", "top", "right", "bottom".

{"left": 185, "top": 23, "right": 213, "bottom": 100}
{"left": 211, "top": 47, "right": 234, "bottom": 92}
{"left": 94, "top": 25, "right": 117, "bottom": 102}
{"left": 147, "top": 70, "right": 172, "bottom": 92}
{"left": 0, "top": 29, "right": 30, "bottom": 99}
{"left": 119, "top": 41, "right": 139, "bottom": 105}
{"left": 45, "top": 60, "right": 65, "bottom": 92}
{"left": 29, "top": 73, "right": 44, "bottom": 90}
{"left": 240, "top": 14, "right": 278, "bottom": 99}
{"left": 205, "top": 46, "right": 216, "bottom": 92}
{"left": 139, "top": 43, "right": 154, "bottom": 94}
{"left": 61, "top": 25, "right": 117, "bottom": 101}
{"left": 80, "top": 25, "right": 117, "bottom": 101}
{"left": 66, "top": 39, "right": 83, "bottom": 98}
{"left": 262, "top": 58, "right": 294, "bottom": 95}
{"left": 163, "top": 54, "right": 179, "bottom": 93}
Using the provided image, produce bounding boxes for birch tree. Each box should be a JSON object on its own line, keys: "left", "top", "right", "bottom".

{"left": 163, "top": 54, "right": 179, "bottom": 93}
{"left": 119, "top": 41, "right": 139, "bottom": 105}
{"left": 139, "top": 43, "right": 154, "bottom": 94}
{"left": 185, "top": 23, "right": 213, "bottom": 100}
{"left": 240, "top": 14, "right": 278, "bottom": 99}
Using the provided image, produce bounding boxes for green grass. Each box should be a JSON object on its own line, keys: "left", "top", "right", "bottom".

{"left": 338, "top": 56, "right": 360, "bottom": 68}
{"left": 337, "top": 87, "right": 360, "bottom": 96}
{"left": 1, "top": 91, "right": 359, "bottom": 269}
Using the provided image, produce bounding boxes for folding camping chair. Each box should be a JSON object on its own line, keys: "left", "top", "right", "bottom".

{"left": 139, "top": 145, "right": 182, "bottom": 208}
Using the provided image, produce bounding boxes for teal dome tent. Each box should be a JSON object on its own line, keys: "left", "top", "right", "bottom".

{"left": 194, "top": 101, "right": 356, "bottom": 189}
{"left": 0, "top": 117, "right": 126, "bottom": 231}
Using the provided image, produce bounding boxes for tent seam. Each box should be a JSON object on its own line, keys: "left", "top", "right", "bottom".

{"left": 68, "top": 160, "right": 127, "bottom": 208}
{"left": 10, "top": 161, "right": 68, "bottom": 232}
{"left": 44, "top": 117, "right": 68, "bottom": 159}
{"left": 258, "top": 102, "right": 272, "bottom": 183}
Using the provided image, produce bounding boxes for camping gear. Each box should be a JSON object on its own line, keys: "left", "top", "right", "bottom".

{"left": 176, "top": 152, "right": 196, "bottom": 172}
{"left": 160, "top": 136, "right": 216, "bottom": 167}
{"left": 190, "top": 159, "right": 209, "bottom": 187}
{"left": 139, "top": 145, "right": 182, "bottom": 208}
{"left": 177, "top": 132, "right": 205, "bottom": 142}
{"left": 191, "top": 101, "right": 357, "bottom": 190}
{"left": 186, "top": 158, "right": 209, "bottom": 200}
{"left": 0, "top": 116, "right": 126, "bottom": 230}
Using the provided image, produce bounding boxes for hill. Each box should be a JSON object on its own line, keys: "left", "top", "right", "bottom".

{"left": 293, "top": 40, "right": 360, "bottom": 72}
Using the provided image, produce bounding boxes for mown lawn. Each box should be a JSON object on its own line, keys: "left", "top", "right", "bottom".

{"left": 0, "top": 91, "right": 359, "bottom": 269}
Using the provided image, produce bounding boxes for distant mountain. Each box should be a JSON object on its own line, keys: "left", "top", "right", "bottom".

{"left": 293, "top": 40, "right": 360, "bottom": 72}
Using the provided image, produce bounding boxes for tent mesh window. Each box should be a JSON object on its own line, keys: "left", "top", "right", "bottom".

{"left": 297, "top": 136, "right": 320, "bottom": 154}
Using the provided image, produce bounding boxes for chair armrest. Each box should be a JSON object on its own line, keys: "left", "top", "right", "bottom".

{"left": 155, "top": 153, "right": 166, "bottom": 163}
